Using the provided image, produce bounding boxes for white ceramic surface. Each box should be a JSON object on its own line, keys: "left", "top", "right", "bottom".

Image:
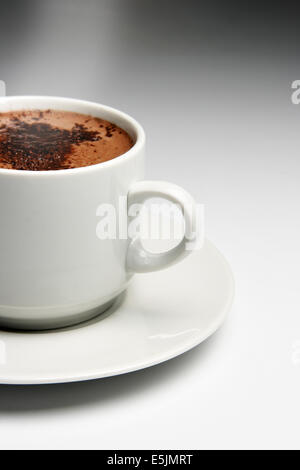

{"left": 0, "top": 96, "right": 198, "bottom": 330}
{"left": 0, "top": 240, "right": 234, "bottom": 385}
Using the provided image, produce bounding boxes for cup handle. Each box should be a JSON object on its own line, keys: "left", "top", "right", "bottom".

{"left": 126, "top": 181, "right": 198, "bottom": 273}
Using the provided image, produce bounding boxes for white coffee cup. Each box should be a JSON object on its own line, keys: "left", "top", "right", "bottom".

{"left": 0, "top": 96, "right": 198, "bottom": 330}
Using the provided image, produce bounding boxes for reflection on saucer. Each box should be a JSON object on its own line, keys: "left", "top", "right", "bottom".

{"left": 0, "top": 340, "right": 6, "bottom": 365}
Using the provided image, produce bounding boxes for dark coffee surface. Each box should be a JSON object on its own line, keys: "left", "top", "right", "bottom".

{"left": 0, "top": 109, "right": 133, "bottom": 171}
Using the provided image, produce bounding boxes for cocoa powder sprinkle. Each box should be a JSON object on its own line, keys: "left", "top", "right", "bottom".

{"left": 0, "top": 119, "right": 101, "bottom": 171}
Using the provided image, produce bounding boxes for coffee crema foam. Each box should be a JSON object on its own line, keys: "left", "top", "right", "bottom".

{"left": 0, "top": 109, "right": 133, "bottom": 171}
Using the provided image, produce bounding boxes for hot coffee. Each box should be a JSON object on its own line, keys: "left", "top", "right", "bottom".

{"left": 0, "top": 109, "right": 133, "bottom": 171}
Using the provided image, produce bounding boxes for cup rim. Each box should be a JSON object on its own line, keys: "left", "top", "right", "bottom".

{"left": 0, "top": 95, "right": 146, "bottom": 176}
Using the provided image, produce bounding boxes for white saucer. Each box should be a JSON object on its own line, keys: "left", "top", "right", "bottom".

{"left": 0, "top": 240, "right": 234, "bottom": 385}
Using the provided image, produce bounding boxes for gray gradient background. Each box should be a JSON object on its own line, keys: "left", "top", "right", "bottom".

{"left": 0, "top": 0, "right": 299, "bottom": 450}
